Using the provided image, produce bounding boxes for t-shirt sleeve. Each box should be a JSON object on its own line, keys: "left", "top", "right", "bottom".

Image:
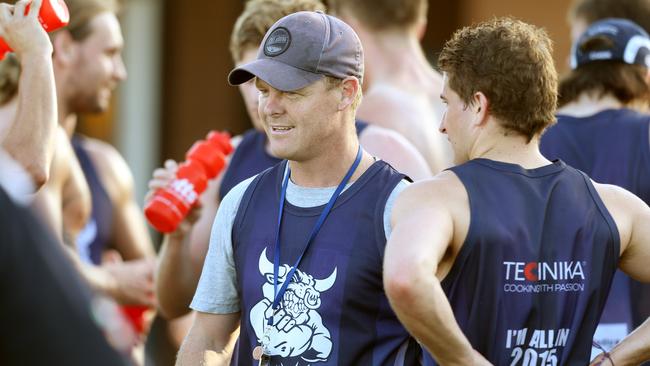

{"left": 190, "top": 176, "right": 256, "bottom": 314}
{"left": 383, "top": 179, "right": 410, "bottom": 240}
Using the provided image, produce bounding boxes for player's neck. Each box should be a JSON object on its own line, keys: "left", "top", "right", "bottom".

{"left": 364, "top": 32, "right": 432, "bottom": 86}
{"left": 58, "top": 104, "right": 77, "bottom": 139}
{"left": 471, "top": 130, "right": 549, "bottom": 170}
{"left": 288, "top": 136, "right": 372, "bottom": 188}
{"left": 557, "top": 93, "right": 624, "bottom": 117}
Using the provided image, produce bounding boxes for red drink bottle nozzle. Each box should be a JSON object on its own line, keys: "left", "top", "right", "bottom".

{"left": 0, "top": 0, "right": 70, "bottom": 60}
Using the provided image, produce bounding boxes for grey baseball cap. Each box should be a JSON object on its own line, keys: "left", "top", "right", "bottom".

{"left": 228, "top": 11, "right": 364, "bottom": 92}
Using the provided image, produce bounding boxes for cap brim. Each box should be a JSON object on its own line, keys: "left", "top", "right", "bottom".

{"left": 228, "top": 58, "right": 323, "bottom": 92}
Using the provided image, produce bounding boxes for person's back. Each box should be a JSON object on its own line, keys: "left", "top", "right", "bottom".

{"left": 384, "top": 18, "right": 650, "bottom": 366}
{"left": 542, "top": 108, "right": 650, "bottom": 204}
{"left": 540, "top": 18, "right": 650, "bottom": 356}
{"left": 438, "top": 158, "right": 617, "bottom": 364}
{"left": 329, "top": 0, "right": 452, "bottom": 173}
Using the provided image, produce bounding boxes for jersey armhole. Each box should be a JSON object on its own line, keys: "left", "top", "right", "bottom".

{"left": 440, "top": 168, "right": 477, "bottom": 291}
{"left": 578, "top": 171, "right": 621, "bottom": 268}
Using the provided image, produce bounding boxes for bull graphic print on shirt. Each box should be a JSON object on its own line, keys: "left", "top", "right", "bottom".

{"left": 250, "top": 248, "right": 337, "bottom": 364}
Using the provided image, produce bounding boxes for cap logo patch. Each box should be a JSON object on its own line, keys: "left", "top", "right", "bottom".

{"left": 264, "top": 27, "right": 291, "bottom": 57}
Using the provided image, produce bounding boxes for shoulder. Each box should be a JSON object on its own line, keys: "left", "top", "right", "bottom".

{"left": 77, "top": 137, "right": 134, "bottom": 202}
{"left": 393, "top": 170, "right": 466, "bottom": 217}
{"left": 359, "top": 124, "right": 409, "bottom": 144}
{"left": 592, "top": 180, "right": 649, "bottom": 252}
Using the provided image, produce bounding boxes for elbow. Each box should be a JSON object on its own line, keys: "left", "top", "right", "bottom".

{"left": 383, "top": 268, "right": 421, "bottom": 311}
{"left": 30, "top": 166, "right": 49, "bottom": 190}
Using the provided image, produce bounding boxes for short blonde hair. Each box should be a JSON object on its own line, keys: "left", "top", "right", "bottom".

{"left": 230, "top": 0, "right": 325, "bottom": 63}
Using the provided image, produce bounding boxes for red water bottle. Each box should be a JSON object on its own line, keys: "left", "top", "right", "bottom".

{"left": 0, "top": 0, "right": 70, "bottom": 60}
{"left": 145, "top": 131, "right": 233, "bottom": 233}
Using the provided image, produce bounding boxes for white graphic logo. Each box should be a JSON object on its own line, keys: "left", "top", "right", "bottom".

{"left": 250, "top": 248, "right": 337, "bottom": 364}
{"left": 502, "top": 261, "right": 587, "bottom": 293}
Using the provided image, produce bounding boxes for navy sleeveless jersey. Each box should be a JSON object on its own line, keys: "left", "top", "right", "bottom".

{"left": 541, "top": 109, "right": 650, "bottom": 337}
{"left": 541, "top": 109, "right": 650, "bottom": 204}
{"left": 219, "top": 121, "right": 369, "bottom": 200}
{"left": 72, "top": 136, "right": 113, "bottom": 265}
{"left": 230, "top": 160, "right": 420, "bottom": 366}
{"left": 429, "top": 159, "right": 619, "bottom": 366}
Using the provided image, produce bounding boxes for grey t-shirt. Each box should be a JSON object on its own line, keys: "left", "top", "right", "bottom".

{"left": 190, "top": 173, "right": 409, "bottom": 314}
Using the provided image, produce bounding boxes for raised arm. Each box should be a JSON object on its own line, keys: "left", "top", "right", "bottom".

{"left": 383, "top": 175, "right": 490, "bottom": 365}
{"left": 0, "top": 0, "right": 57, "bottom": 188}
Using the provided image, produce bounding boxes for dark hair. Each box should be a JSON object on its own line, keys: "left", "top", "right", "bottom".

{"left": 559, "top": 62, "right": 650, "bottom": 107}
{"left": 560, "top": 34, "right": 650, "bottom": 106}
{"left": 438, "top": 17, "right": 558, "bottom": 141}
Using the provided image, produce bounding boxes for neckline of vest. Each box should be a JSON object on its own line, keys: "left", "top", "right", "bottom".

{"left": 556, "top": 108, "right": 637, "bottom": 123}
{"left": 278, "top": 159, "right": 385, "bottom": 216}
{"left": 470, "top": 158, "right": 566, "bottom": 178}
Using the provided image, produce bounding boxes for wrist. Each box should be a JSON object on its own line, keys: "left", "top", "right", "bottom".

{"left": 18, "top": 48, "right": 54, "bottom": 65}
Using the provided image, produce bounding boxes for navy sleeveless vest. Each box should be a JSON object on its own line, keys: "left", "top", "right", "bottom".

{"left": 541, "top": 109, "right": 650, "bottom": 336}
{"left": 219, "top": 121, "right": 369, "bottom": 200}
{"left": 72, "top": 136, "right": 113, "bottom": 265}
{"left": 231, "top": 160, "right": 420, "bottom": 366}
{"left": 427, "top": 159, "right": 619, "bottom": 366}
{"left": 541, "top": 109, "right": 650, "bottom": 204}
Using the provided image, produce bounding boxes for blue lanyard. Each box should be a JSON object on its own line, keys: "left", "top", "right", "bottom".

{"left": 268, "top": 146, "right": 363, "bottom": 325}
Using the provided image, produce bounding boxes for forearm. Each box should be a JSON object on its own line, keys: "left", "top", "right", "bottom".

{"left": 156, "top": 233, "right": 200, "bottom": 318}
{"left": 176, "top": 325, "right": 233, "bottom": 366}
{"left": 607, "top": 317, "right": 650, "bottom": 365}
{"left": 3, "top": 52, "right": 57, "bottom": 188}
{"left": 387, "top": 275, "right": 479, "bottom": 365}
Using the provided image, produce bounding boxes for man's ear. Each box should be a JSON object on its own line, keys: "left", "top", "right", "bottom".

{"left": 51, "top": 30, "right": 77, "bottom": 66}
{"left": 338, "top": 76, "right": 360, "bottom": 111}
{"left": 472, "top": 91, "right": 489, "bottom": 126}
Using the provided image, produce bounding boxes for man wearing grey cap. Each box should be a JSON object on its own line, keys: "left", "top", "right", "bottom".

{"left": 541, "top": 18, "right": 650, "bottom": 363}
{"left": 177, "top": 10, "right": 421, "bottom": 366}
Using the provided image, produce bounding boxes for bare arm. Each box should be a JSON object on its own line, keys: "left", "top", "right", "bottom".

{"left": 0, "top": 0, "right": 56, "bottom": 188}
{"left": 176, "top": 311, "right": 240, "bottom": 366}
{"left": 149, "top": 159, "right": 216, "bottom": 318}
{"left": 593, "top": 183, "right": 650, "bottom": 365}
{"left": 359, "top": 125, "right": 432, "bottom": 180}
{"left": 383, "top": 178, "right": 490, "bottom": 365}
{"left": 155, "top": 135, "right": 242, "bottom": 318}
{"left": 83, "top": 138, "right": 155, "bottom": 260}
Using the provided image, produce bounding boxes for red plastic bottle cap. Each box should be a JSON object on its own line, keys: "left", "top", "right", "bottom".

{"left": 207, "top": 131, "right": 234, "bottom": 155}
